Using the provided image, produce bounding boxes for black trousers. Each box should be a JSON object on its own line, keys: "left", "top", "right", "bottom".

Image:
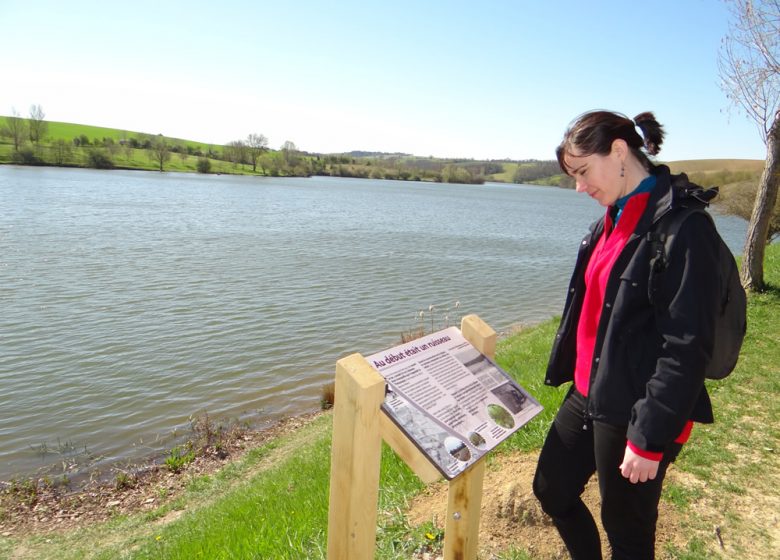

{"left": 533, "top": 389, "right": 680, "bottom": 560}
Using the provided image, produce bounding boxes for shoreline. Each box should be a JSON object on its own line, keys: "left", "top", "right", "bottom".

{"left": 0, "top": 409, "right": 325, "bottom": 536}
{"left": 0, "top": 400, "right": 323, "bottom": 486}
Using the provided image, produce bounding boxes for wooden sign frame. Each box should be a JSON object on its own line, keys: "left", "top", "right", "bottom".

{"left": 326, "top": 314, "right": 496, "bottom": 560}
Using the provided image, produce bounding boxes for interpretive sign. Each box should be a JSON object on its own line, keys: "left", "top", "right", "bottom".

{"left": 366, "top": 326, "right": 542, "bottom": 479}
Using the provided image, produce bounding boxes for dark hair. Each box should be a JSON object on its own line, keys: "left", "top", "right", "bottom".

{"left": 556, "top": 110, "right": 665, "bottom": 175}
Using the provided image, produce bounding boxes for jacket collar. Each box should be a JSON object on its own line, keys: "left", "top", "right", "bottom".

{"left": 644, "top": 165, "right": 675, "bottom": 227}
{"left": 588, "top": 164, "right": 712, "bottom": 241}
{"left": 629, "top": 164, "right": 713, "bottom": 240}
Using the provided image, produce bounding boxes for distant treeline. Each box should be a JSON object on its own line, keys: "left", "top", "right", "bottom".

{"left": 512, "top": 160, "right": 570, "bottom": 186}
{"left": 0, "top": 108, "right": 568, "bottom": 185}
{"left": 314, "top": 154, "right": 511, "bottom": 184}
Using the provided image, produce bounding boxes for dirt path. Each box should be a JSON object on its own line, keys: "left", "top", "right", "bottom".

{"left": 408, "top": 453, "right": 780, "bottom": 560}
{"left": 407, "top": 452, "right": 692, "bottom": 559}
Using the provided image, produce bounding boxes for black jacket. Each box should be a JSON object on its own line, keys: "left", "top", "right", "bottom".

{"left": 545, "top": 165, "right": 717, "bottom": 455}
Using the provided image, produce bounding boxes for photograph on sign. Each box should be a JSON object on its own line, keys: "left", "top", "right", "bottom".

{"left": 366, "top": 326, "right": 542, "bottom": 479}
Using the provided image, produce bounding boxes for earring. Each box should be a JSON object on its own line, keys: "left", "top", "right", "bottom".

{"left": 620, "top": 165, "right": 625, "bottom": 178}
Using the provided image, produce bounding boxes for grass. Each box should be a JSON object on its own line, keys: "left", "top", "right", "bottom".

{"left": 10, "top": 119, "right": 212, "bottom": 152}
{"left": 0, "top": 116, "right": 268, "bottom": 175}
{"left": 1, "top": 244, "right": 778, "bottom": 559}
{"left": 487, "top": 162, "right": 519, "bottom": 183}
{"left": 661, "top": 244, "right": 780, "bottom": 558}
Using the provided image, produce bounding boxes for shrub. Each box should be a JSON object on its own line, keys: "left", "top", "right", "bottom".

{"left": 196, "top": 157, "right": 211, "bottom": 173}
{"left": 52, "top": 139, "right": 73, "bottom": 165}
{"left": 718, "top": 179, "right": 779, "bottom": 242}
{"left": 164, "top": 445, "right": 195, "bottom": 473}
{"left": 11, "top": 148, "right": 43, "bottom": 165}
{"left": 86, "top": 149, "right": 114, "bottom": 169}
{"left": 114, "top": 471, "right": 137, "bottom": 490}
{"left": 320, "top": 382, "right": 336, "bottom": 410}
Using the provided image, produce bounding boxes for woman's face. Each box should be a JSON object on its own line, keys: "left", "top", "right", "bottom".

{"left": 563, "top": 145, "right": 625, "bottom": 207}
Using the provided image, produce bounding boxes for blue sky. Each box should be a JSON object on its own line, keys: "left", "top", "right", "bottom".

{"left": 0, "top": 0, "right": 767, "bottom": 161}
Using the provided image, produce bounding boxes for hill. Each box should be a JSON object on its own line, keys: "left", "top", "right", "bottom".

{"left": 41, "top": 120, "right": 211, "bottom": 151}
{"left": 666, "top": 158, "right": 765, "bottom": 175}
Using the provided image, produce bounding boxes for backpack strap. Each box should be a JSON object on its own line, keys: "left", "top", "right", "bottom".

{"left": 647, "top": 207, "right": 713, "bottom": 304}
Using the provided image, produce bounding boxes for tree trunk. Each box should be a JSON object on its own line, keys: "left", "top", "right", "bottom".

{"left": 741, "top": 111, "right": 780, "bottom": 291}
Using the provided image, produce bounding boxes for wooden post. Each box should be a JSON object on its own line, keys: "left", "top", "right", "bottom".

{"left": 326, "top": 353, "right": 386, "bottom": 560}
{"left": 461, "top": 313, "right": 497, "bottom": 358}
{"left": 443, "top": 460, "right": 486, "bottom": 560}
{"left": 441, "top": 314, "right": 496, "bottom": 560}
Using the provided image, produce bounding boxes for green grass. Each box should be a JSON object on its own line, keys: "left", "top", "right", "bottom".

{"left": 487, "top": 162, "right": 519, "bottom": 182}
{"left": 495, "top": 321, "right": 568, "bottom": 452}
{"left": 4, "top": 118, "right": 213, "bottom": 152}
{"left": 2, "top": 244, "right": 778, "bottom": 560}
{"left": 0, "top": 116, "right": 265, "bottom": 175}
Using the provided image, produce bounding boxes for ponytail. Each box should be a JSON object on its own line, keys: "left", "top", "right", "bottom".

{"left": 633, "top": 112, "right": 665, "bottom": 156}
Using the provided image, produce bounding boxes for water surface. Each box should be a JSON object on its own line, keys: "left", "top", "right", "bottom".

{"left": 0, "top": 166, "right": 747, "bottom": 479}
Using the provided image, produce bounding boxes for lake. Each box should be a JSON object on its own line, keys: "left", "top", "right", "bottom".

{"left": 0, "top": 166, "right": 748, "bottom": 480}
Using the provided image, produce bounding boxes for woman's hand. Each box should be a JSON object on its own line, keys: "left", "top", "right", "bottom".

{"left": 619, "top": 445, "right": 660, "bottom": 484}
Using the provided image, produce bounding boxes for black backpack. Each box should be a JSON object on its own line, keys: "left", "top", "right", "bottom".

{"left": 647, "top": 206, "right": 747, "bottom": 380}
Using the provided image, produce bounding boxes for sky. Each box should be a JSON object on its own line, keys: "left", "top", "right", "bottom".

{"left": 0, "top": 0, "right": 768, "bottom": 161}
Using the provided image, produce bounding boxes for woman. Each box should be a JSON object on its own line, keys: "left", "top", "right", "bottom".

{"left": 533, "top": 110, "right": 720, "bottom": 559}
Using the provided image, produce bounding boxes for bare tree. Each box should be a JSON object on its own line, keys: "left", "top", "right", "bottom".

{"left": 280, "top": 140, "right": 298, "bottom": 167}
{"left": 149, "top": 134, "right": 171, "bottom": 172}
{"left": 28, "top": 104, "right": 47, "bottom": 144}
{"left": 52, "top": 138, "right": 73, "bottom": 165}
{"left": 719, "top": 0, "right": 780, "bottom": 291}
{"left": 246, "top": 133, "right": 268, "bottom": 173}
{"left": 4, "top": 107, "right": 27, "bottom": 151}
{"left": 224, "top": 140, "right": 248, "bottom": 168}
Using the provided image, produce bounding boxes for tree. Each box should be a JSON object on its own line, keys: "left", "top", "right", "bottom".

{"left": 52, "top": 138, "right": 73, "bottom": 165}
{"left": 86, "top": 149, "right": 114, "bottom": 169}
{"left": 149, "top": 135, "right": 171, "bottom": 171}
{"left": 719, "top": 0, "right": 780, "bottom": 291}
{"left": 28, "top": 104, "right": 47, "bottom": 144}
{"left": 4, "top": 108, "right": 27, "bottom": 151}
{"left": 280, "top": 140, "right": 298, "bottom": 167}
{"left": 224, "top": 140, "right": 247, "bottom": 168}
{"left": 246, "top": 133, "right": 268, "bottom": 172}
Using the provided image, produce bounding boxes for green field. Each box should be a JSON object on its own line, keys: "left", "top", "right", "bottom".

{"left": 41, "top": 120, "right": 214, "bottom": 152}
{"left": 0, "top": 116, "right": 272, "bottom": 175}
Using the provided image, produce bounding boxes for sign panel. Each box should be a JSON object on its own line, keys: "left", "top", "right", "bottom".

{"left": 367, "top": 326, "right": 542, "bottom": 479}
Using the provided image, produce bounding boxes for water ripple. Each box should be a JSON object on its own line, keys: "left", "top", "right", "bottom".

{"left": 0, "top": 167, "right": 747, "bottom": 479}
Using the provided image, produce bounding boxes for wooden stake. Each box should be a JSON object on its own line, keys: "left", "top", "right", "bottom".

{"left": 440, "top": 315, "right": 497, "bottom": 560}
{"left": 443, "top": 460, "right": 486, "bottom": 560}
{"left": 326, "top": 353, "right": 386, "bottom": 560}
{"left": 461, "top": 314, "right": 497, "bottom": 358}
